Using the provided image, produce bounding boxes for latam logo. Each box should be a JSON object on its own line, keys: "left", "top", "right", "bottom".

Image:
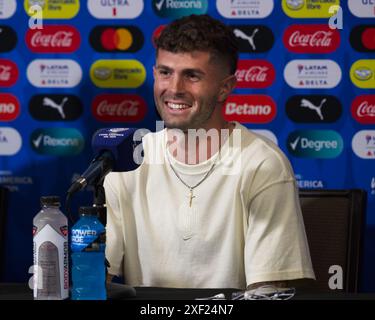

{"left": 351, "top": 95, "right": 375, "bottom": 125}
{"left": 153, "top": 0, "right": 208, "bottom": 18}
{"left": 216, "top": 0, "right": 274, "bottom": 19}
{"left": 223, "top": 95, "right": 276, "bottom": 123}
{"left": 282, "top": 0, "right": 340, "bottom": 18}
{"left": 92, "top": 94, "right": 147, "bottom": 122}
{"left": 27, "top": 59, "right": 82, "bottom": 88}
{"left": 352, "top": 130, "right": 375, "bottom": 159}
{"left": 0, "top": 26, "right": 17, "bottom": 53}
{"left": 29, "top": 94, "right": 83, "bottom": 121}
{"left": 283, "top": 24, "right": 340, "bottom": 54}
{"left": 231, "top": 25, "right": 274, "bottom": 53}
{"left": 286, "top": 95, "right": 342, "bottom": 123}
{"left": 348, "top": 0, "right": 375, "bottom": 18}
{"left": 87, "top": 0, "right": 143, "bottom": 19}
{"left": 235, "top": 60, "right": 275, "bottom": 88}
{"left": 0, "top": 127, "right": 22, "bottom": 156}
{"left": 30, "top": 128, "right": 84, "bottom": 156}
{"left": 89, "top": 26, "right": 144, "bottom": 53}
{"left": 0, "top": 94, "right": 20, "bottom": 122}
{"left": 350, "top": 60, "right": 375, "bottom": 89}
{"left": 26, "top": 25, "right": 81, "bottom": 53}
{"left": 90, "top": 60, "right": 146, "bottom": 88}
{"left": 24, "top": 0, "right": 80, "bottom": 19}
{"left": 350, "top": 26, "right": 375, "bottom": 53}
{"left": 251, "top": 129, "right": 278, "bottom": 145}
{"left": 287, "top": 130, "right": 343, "bottom": 159}
{"left": 284, "top": 59, "right": 341, "bottom": 89}
{"left": 0, "top": 0, "right": 17, "bottom": 19}
{"left": 0, "top": 59, "right": 18, "bottom": 87}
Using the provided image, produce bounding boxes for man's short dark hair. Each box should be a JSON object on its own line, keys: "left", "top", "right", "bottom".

{"left": 155, "top": 14, "right": 238, "bottom": 75}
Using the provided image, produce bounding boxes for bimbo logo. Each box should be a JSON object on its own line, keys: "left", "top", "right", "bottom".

{"left": 153, "top": 0, "right": 208, "bottom": 18}
{"left": 235, "top": 60, "right": 275, "bottom": 88}
{"left": 0, "top": 59, "right": 18, "bottom": 87}
{"left": 0, "top": 94, "right": 20, "bottom": 122}
{"left": 87, "top": 0, "right": 144, "bottom": 19}
{"left": 351, "top": 95, "right": 375, "bottom": 125}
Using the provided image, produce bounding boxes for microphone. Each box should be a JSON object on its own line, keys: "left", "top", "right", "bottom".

{"left": 67, "top": 128, "right": 143, "bottom": 195}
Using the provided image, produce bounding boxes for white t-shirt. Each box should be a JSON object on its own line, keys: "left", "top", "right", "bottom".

{"left": 104, "top": 122, "right": 315, "bottom": 289}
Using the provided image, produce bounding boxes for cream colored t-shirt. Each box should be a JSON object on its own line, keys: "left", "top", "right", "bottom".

{"left": 104, "top": 122, "right": 315, "bottom": 289}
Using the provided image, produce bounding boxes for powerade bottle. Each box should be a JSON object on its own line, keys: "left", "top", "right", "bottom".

{"left": 71, "top": 206, "right": 106, "bottom": 300}
{"left": 33, "top": 196, "right": 69, "bottom": 300}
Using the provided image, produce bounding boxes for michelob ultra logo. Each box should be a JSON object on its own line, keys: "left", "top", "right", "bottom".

{"left": 352, "top": 130, "right": 375, "bottom": 159}
{"left": 282, "top": 0, "right": 340, "bottom": 18}
{"left": 87, "top": 0, "right": 144, "bottom": 19}
{"left": 0, "top": 127, "right": 22, "bottom": 156}
{"left": 90, "top": 60, "right": 146, "bottom": 88}
{"left": 348, "top": 0, "right": 375, "bottom": 18}
{"left": 0, "top": 0, "right": 17, "bottom": 18}
{"left": 350, "top": 60, "right": 375, "bottom": 89}
{"left": 24, "top": 0, "right": 80, "bottom": 19}
{"left": 30, "top": 128, "right": 84, "bottom": 156}
{"left": 153, "top": 0, "right": 208, "bottom": 18}
{"left": 287, "top": 130, "right": 343, "bottom": 158}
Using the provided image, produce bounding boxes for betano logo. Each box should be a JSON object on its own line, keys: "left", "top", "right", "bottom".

{"left": 153, "top": 0, "right": 208, "bottom": 18}
{"left": 24, "top": 0, "right": 80, "bottom": 19}
{"left": 90, "top": 60, "right": 146, "bottom": 88}
{"left": 0, "top": 0, "right": 17, "bottom": 19}
{"left": 282, "top": 0, "right": 340, "bottom": 18}
{"left": 350, "top": 60, "right": 375, "bottom": 89}
{"left": 0, "top": 127, "right": 22, "bottom": 156}
{"left": 216, "top": 0, "right": 274, "bottom": 19}
{"left": 30, "top": 128, "right": 84, "bottom": 156}
{"left": 0, "top": 94, "right": 20, "bottom": 122}
{"left": 287, "top": 130, "right": 343, "bottom": 158}
{"left": 87, "top": 0, "right": 143, "bottom": 19}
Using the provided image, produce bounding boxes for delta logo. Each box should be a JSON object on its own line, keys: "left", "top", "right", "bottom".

{"left": 153, "top": 0, "right": 208, "bottom": 18}
{"left": 92, "top": 94, "right": 147, "bottom": 122}
{"left": 0, "top": 59, "right": 18, "bottom": 87}
{"left": 283, "top": 24, "right": 340, "bottom": 54}
{"left": 349, "top": 0, "right": 375, "bottom": 18}
{"left": 0, "top": 94, "right": 20, "bottom": 122}
{"left": 350, "top": 60, "right": 375, "bottom": 89}
{"left": 351, "top": 95, "right": 375, "bottom": 125}
{"left": 350, "top": 25, "right": 375, "bottom": 53}
{"left": 235, "top": 60, "right": 275, "bottom": 88}
{"left": 90, "top": 60, "right": 146, "bottom": 88}
{"left": 0, "top": 26, "right": 17, "bottom": 53}
{"left": 0, "top": 0, "right": 17, "bottom": 19}
{"left": 89, "top": 26, "right": 144, "bottom": 53}
{"left": 352, "top": 130, "right": 375, "bottom": 159}
{"left": 87, "top": 0, "right": 143, "bottom": 19}
{"left": 24, "top": 0, "right": 80, "bottom": 19}
{"left": 216, "top": 0, "right": 274, "bottom": 19}
{"left": 282, "top": 0, "right": 340, "bottom": 18}
{"left": 26, "top": 25, "right": 81, "bottom": 53}
{"left": 223, "top": 95, "right": 276, "bottom": 123}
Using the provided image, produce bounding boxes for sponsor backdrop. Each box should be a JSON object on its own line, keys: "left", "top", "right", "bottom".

{"left": 0, "top": 0, "right": 374, "bottom": 290}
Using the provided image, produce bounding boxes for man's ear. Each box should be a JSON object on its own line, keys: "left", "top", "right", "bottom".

{"left": 218, "top": 75, "right": 237, "bottom": 103}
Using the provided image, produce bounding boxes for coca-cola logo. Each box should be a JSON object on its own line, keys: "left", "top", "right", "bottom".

{"left": 235, "top": 60, "right": 275, "bottom": 88}
{"left": 92, "top": 94, "right": 147, "bottom": 122}
{"left": 0, "top": 93, "right": 20, "bottom": 122}
{"left": 283, "top": 25, "right": 340, "bottom": 54}
{"left": 222, "top": 95, "right": 276, "bottom": 123}
{"left": 0, "top": 59, "right": 18, "bottom": 87}
{"left": 25, "top": 25, "right": 80, "bottom": 53}
{"left": 351, "top": 95, "right": 375, "bottom": 124}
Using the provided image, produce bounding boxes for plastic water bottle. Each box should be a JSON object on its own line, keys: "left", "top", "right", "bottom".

{"left": 71, "top": 206, "right": 106, "bottom": 300}
{"left": 33, "top": 196, "right": 69, "bottom": 300}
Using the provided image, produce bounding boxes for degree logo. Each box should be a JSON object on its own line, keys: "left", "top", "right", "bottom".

{"left": 24, "top": 0, "right": 80, "bottom": 19}
{"left": 153, "top": 0, "right": 208, "bottom": 18}
{"left": 350, "top": 60, "right": 375, "bottom": 89}
{"left": 282, "top": 0, "right": 340, "bottom": 18}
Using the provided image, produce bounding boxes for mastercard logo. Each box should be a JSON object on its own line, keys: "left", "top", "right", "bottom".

{"left": 90, "top": 26, "right": 144, "bottom": 53}
{"left": 350, "top": 25, "right": 375, "bottom": 52}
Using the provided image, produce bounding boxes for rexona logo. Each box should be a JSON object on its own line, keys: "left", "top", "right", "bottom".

{"left": 282, "top": 0, "right": 340, "bottom": 18}
{"left": 283, "top": 24, "right": 340, "bottom": 54}
{"left": 26, "top": 25, "right": 81, "bottom": 53}
{"left": 0, "top": 59, "right": 18, "bottom": 87}
{"left": 0, "top": 26, "right": 17, "bottom": 53}
{"left": 223, "top": 95, "right": 276, "bottom": 123}
{"left": 352, "top": 130, "right": 375, "bottom": 159}
{"left": 217, "top": 0, "right": 274, "bottom": 19}
{"left": 90, "top": 60, "right": 146, "bottom": 88}
{"left": 231, "top": 25, "right": 274, "bottom": 53}
{"left": 92, "top": 94, "right": 147, "bottom": 122}
{"left": 284, "top": 59, "right": 341, "bottom": 89}
{"left": 350, "top": 25, "right": 375, "bottom": 53}
{"left": 350, "top": 60, "right": 375, "bottom": 89}
{"left": 287, "top": 130, "right": 343, "bottom": 158}
{"left": 0, "top": 127, "right": 22, "bottom": 156}
{"left": 351, "top": 95, "right": 375, "bottom": 125}
{"left": 27, "top": 59, "right": 82, "bottom": 88}
{"left": 24, "top": 0, "right": 80, "bottom": 19}
{"left": 87, "top": 0, "right": 143, "bottom": 19}
{"left": 153, "top": 0, "right": 208, "bottom": 18}
{"left": 30, "top": 128, "right": 84, "bottom": 156}
{"left": 286, "top": 95, "right": 342, "bottom": 123}
{"left": 29, "top": 94, "right": 83, "bottom": 121}
{"left": 251, "top": 129, "right": 278, "bottom": 145}
{"left": 89, "top": 26, "right": 144, "bottom": 53}
{"left": 349, "top": 0, "right": 375, "bottom": 18}
{"left": 235, "top": 60, "right": 275, "bottom": 88}
{"left": 0, "top": 0, "right": 17, "bottom": 18}
{"left": 0, "top": 94, "right": 20, "bottom": 122}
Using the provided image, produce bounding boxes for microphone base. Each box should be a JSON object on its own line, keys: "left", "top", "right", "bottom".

{"left": 107, "top": 282, "right": 136, "bottom": 300}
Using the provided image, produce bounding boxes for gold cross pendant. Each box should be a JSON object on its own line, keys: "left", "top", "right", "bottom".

{"left": 189, "top": 188, "right": 196, "bottom": 207}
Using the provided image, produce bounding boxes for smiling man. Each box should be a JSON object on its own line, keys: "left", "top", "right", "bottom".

{"left": 104, "top": 14, "right": 315, "bottom": 290}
